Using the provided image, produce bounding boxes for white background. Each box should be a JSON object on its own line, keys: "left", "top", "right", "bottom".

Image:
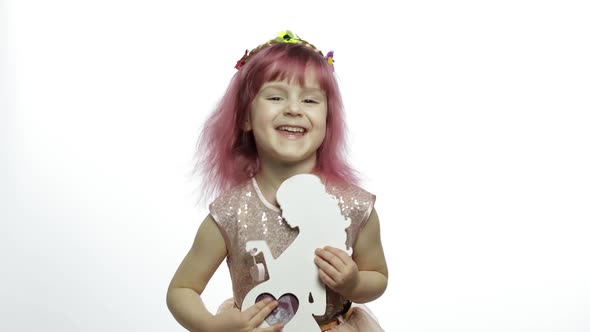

{"left": 2, "top": 0, "right": 589, "bottom": 331}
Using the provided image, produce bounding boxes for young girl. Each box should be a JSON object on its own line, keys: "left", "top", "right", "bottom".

{"left": 167, "top": 31, "right": 388, "bottom": 332}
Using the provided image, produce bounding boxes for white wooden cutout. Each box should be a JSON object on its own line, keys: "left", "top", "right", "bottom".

{"left": 241, "top": 174, "right": 352, "bottom": 332}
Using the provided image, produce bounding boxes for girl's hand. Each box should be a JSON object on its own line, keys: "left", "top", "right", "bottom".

{"left": 314, "top": 246, "right": 360, "bottom": 299}
{"left": 209, "top": 298, "right": 284, "bottom": 332}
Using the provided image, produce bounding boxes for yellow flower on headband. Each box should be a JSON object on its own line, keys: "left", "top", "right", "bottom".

{"left": 275, "top": 30, "right": 301, "bottom": 43}
{"left": 235, "top": 30, "right": 334, "bottom": 72}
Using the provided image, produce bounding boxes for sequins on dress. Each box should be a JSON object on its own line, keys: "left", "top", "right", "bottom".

{"left": 209, "top": 177, "right": 376, "bottom": 324}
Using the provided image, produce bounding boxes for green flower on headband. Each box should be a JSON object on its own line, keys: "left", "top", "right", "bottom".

{"left": 275, "top": 30, "right": 301, "bottom": 43}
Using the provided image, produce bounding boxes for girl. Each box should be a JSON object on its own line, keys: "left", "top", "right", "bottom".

{"left": 167, "top": 31, "right": 388, "bottom": 332}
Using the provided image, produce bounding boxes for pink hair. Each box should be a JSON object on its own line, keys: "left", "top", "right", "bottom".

{"left": 193, "top": 43, "right": 360, "bottom": 205}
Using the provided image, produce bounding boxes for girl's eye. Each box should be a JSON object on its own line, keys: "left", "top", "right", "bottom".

{"left": 266, "top": 97, "right": 319, "bottom": 103}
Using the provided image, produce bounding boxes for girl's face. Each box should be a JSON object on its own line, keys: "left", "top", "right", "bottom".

{"left": 246, "top": 73, "right": 327, "bottom": 167}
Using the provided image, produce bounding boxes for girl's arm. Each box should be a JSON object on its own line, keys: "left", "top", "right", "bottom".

{"left": 166, "top": 214, "right": 227, "bottom": 331}
{"left": 166, "top": 214, "right": 282, "bottom": 332}
{"left": 166, "top": 215, "right": 282, "bottom": 332}
{"left": 348, "top": 208, "right": 388, "bottom": 303}
{"left": 315, "top": 208, "right": 388, "bottom": 303}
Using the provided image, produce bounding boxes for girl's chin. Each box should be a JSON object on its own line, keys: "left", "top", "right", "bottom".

{"left": 267, "top": 151, "right": 316, "bottom": 165}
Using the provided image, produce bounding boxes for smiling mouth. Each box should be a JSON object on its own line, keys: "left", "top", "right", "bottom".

{"left": 275, "top": 126, "right": 307, "bottom": 139}
{"left": 276, "top": 126, "right": 307, "bottom": 134}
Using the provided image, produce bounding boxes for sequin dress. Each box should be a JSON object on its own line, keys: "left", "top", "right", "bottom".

{"left": 210, "top": 177, "right": 384, "bottom": 331}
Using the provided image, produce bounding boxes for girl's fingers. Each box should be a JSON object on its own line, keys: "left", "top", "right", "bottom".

{"left": 314, "top": 255, "right": 340, "bottom": 279}
{"left": 315, "top": 247, "right": 346, "bottom": 271}
{"left": 251, "top": 300, "right": 279, "bottom": 325}
{"left": 323, "top": 246, "right": 353, "bottom": 264}
{"left": 243, "top": 298, "right": 275, "bottom": 320}
{"left": 258, "top": 322, "right": 285, "bottom": 332}
{"left": 318, "top": 268, "right": 337, "bottom": 289}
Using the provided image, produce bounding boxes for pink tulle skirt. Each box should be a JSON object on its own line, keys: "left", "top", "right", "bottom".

{"left": 216, "top": 298, "right": 385, "bottom": 331}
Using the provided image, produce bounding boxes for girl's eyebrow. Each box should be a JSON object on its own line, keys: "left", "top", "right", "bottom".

{"left": 302, "top": 87, "right": 324, "bottom": 93}
{"left": 260, "top": 84, "right": 286, "bottom": 91}
{"left": 261, "top": 83, "right": 324, "bottom": 94}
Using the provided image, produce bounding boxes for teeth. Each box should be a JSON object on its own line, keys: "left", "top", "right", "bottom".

{"left": 278, "top": 126, "right": 305, "bottom": 133}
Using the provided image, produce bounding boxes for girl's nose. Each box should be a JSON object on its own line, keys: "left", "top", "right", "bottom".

{"left": 285, "top": 100, "right": 302, "bottom": 116}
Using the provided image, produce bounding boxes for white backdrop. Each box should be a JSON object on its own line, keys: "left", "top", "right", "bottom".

{"left": 2, "top": 0, "right": 589, "bottom": 331}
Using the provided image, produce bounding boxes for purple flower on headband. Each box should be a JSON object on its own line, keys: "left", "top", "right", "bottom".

{"left": 324, "top": 51, "right": 335, "bottom": 72}
{"left": 235, "top": 49, "right": 249, "bottom": 70}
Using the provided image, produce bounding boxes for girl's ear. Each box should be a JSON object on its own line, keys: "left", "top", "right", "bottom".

{"left": 243, "top": 113, "right": 252, "bottom": 131}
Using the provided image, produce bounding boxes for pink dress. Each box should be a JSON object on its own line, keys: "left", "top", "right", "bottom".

{"left": 210, "top": 177, "right": 385, "bottom": 331}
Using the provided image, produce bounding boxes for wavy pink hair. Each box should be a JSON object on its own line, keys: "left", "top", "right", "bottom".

{"left": 193, "top": 42, "right": 360, "bottom": 205}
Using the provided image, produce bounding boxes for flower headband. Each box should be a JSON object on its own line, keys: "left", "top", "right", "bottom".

{"left": 234, "top": 30, "right": 335, "bottom": 72}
